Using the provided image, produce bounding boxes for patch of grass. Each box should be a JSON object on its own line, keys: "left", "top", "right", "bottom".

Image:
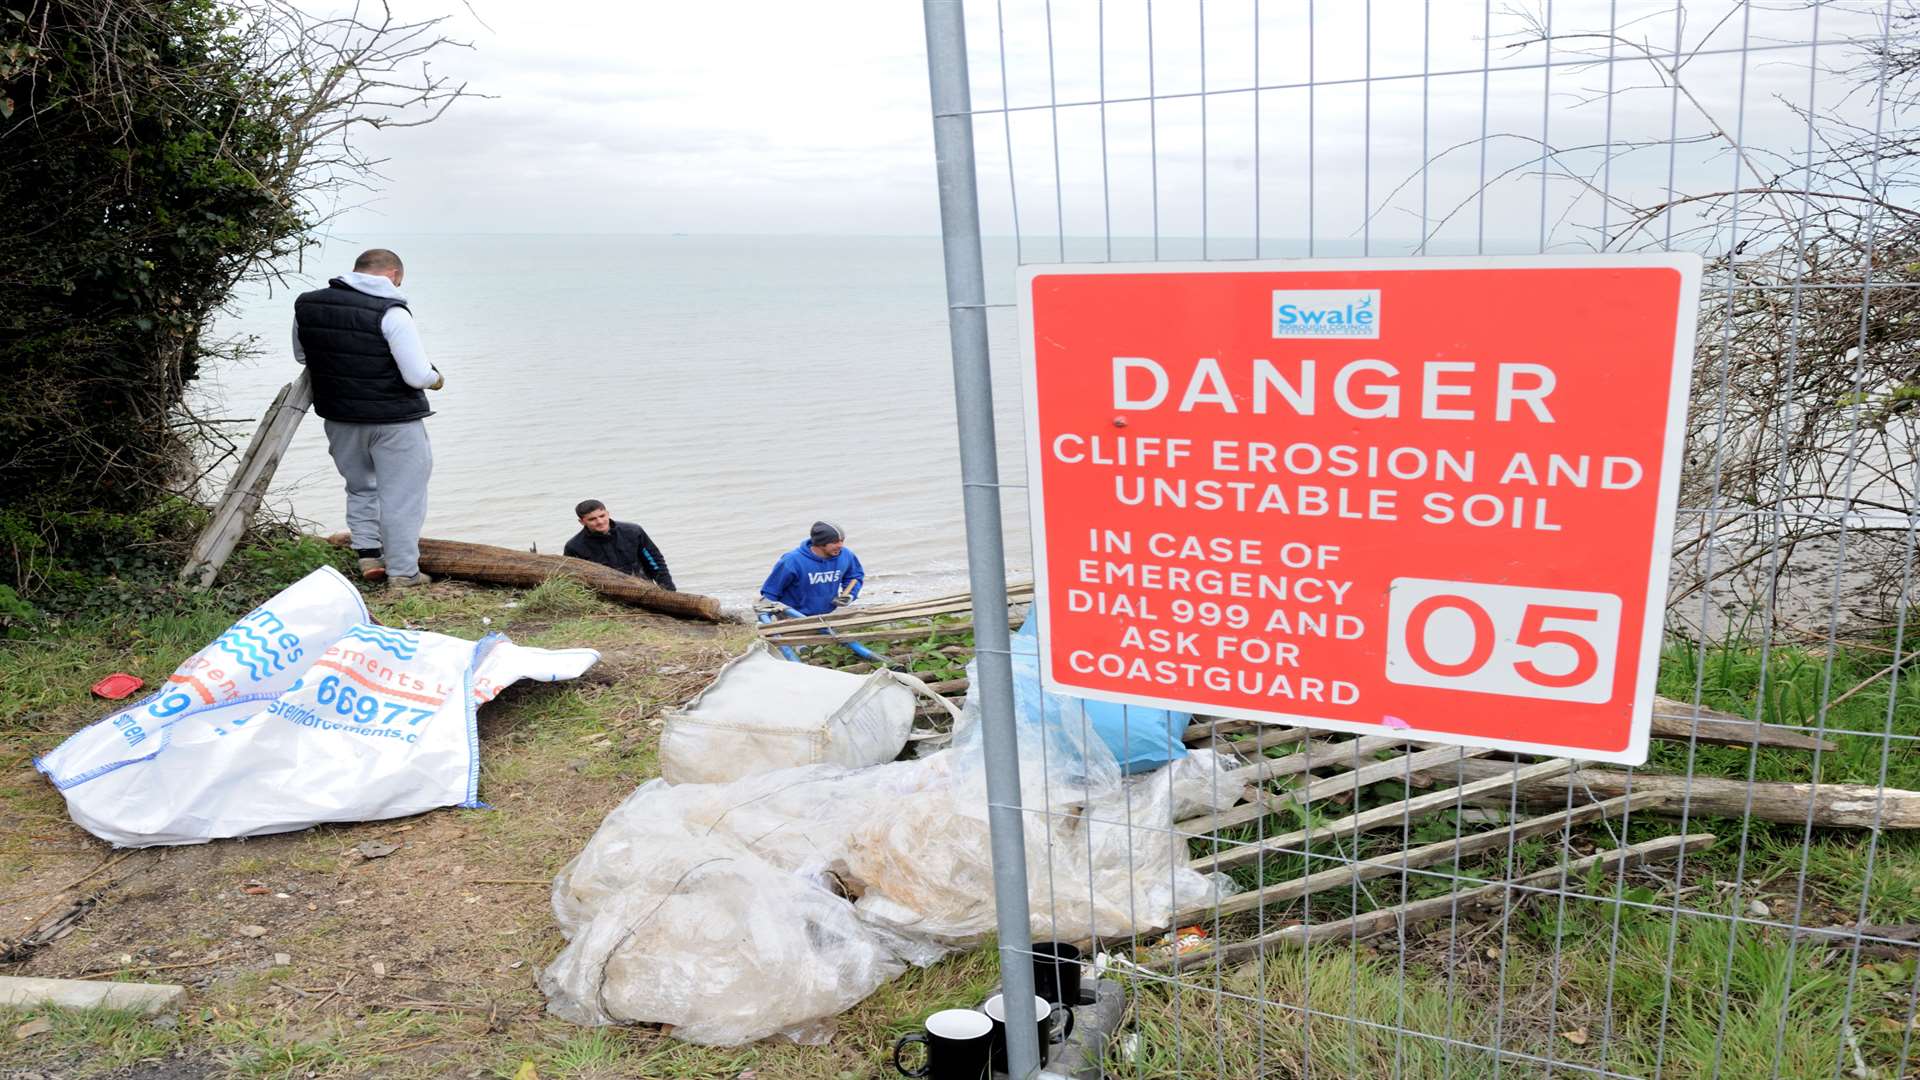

{"left": 1557, "top": 899, "right": 1911, "bottom": 1078}
{"left": 1108, "top": 901, "right": 1919, "bottom": 1078}
{"left": 0, "top": 598, "right": 237, "bottom": 737}
{"left": 518, "top": 614, "right": 647, "bottom": 649}
{"left": 225, "top": 855, "right": 271, "bottom": 879}
{"left": 373, "top": 584, "right": 508, "bottom": 638}
{"left": 489, "top": 1029, "right": 761, "bottom": 1080}
{"left": 0, "top": 1006, "right": 182, "bottom": 1075}
{"left": 518, "top": 575, "right": 599, "bottom": 619}
{"left": 1106, "top": 946, "right": 1560, "bottom": 1078}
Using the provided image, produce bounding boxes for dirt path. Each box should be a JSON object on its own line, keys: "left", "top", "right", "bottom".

{"left": 0, "top": 582, "right": 876, "bottom": 1078}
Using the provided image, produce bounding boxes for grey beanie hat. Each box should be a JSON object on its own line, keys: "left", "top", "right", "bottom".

{"left": 810, "top": 520, "right": 845, "bottom": 546}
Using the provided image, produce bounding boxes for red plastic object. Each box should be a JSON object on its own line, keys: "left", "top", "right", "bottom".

{"left": 91, "top": 673, "right": 145, "bottom": 700}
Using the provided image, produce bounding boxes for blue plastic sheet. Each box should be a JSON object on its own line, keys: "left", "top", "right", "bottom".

{"left": 1010, "top": 619, "right": 1190, "bottom": 775}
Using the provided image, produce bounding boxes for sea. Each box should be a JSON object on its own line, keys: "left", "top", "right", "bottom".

{"left": 206, "top": 232, "right": 1913, "bottom": 629}
{"left": 204, "top": 233, "right": 1041, "bottom": 611}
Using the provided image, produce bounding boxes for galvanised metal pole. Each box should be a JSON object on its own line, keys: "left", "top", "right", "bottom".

{"left": 920, "top": 2, "right": 1043, "bottom": 1077}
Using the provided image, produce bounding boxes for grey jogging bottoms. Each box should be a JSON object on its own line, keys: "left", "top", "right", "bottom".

{"left": 322, "top": 419, "right": 432, "bottom": 578}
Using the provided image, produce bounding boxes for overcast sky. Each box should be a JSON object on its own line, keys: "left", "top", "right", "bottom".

{"left": 329, "top": 1, "right": 1898, "bottom": 248}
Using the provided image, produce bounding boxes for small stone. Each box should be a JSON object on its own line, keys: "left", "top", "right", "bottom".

{"left": 150, "top": 1015, "right": 178, "bottom": 1031}
{"left": 509, "top": 960, "right": 525, "bottom": 970}
{"left": 167, "top": 950, "right": 185, "bottom": 960}
{"left": 1748, "top": 899, "right": 1771, "bottom": 918}
{"left": 380, "top": 918, "right": 395, "bottom": 927}
{"left": 274, "top": 892, "right": 291, "bottom": 899}
{"left": 1562, "top": 1027, "right": 1589, "bottom": 1046}
{"left": 242, "top": 886, "right": 270, "bottom": 896}
{"left": 237, "top": 925, "right": 268, "bottom": 938}
{"left": 356, "top": 840, "right": 399, "bottom": 860}
{"left": 273, "top": 953, "right": 291, "bottom": 967}
{"left": 337, "top": 899, "right": 356, "bottom": 908}
{"left": 307, "top": 902, "right": 318, "bottom": 911}
{"left": 120, "top": 953, "right": 134, "bottom": 964}
{"left": 13, "top": 1017, "right": 52, "bottom": 1040}
{"left": 372, "top": 961, "right": 387, "bottom": 977}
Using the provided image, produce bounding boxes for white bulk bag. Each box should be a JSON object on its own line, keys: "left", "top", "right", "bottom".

{"left": 658, "top": 644, "right": 943, "bottom": 785}
{"left": 36, "top": 567, "right": 599, "bottom": 847}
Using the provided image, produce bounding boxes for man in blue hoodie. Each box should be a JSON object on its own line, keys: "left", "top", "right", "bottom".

{"left": 757, "top": 521, "right": 864, "bottom": 616}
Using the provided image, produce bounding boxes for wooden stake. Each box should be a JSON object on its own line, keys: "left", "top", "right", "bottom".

{"left": 762, "top": 619, "right": 1017, "bottom": 646}
{"left": 1651, "top": 696, "right": 1836, "bottom": 752}
{"left": 1153, "top": 832, "right": 1714, "bottom": 972}
{"left": 1175, "top": 745, "right": 1520, "bottom": 837}
{"left": 1220, "top": 735, "right": 1404, "bottom": 791}
{"left": 1164, "top": 791, "right": 1659, "bottom": 930}
{"left": 1183, "top": 718, "right": 1258, "bottom": 744}
{"left": 1201, "top": 726, "right": 1311, "bottom": 757}
{"left": 1189, "top": 758, "right": 1576, "bottom": 873}
{"left": 1416, "top": 758, "right": 1920, "bottom": 828}
{"left": 1176, "top": 700, "right": 1828, "bottom": 759}
{"left": 180, "top": 372, "right": 313, "bottom": 587}
{"left": 757, "top": 585, "right": 1034, "bottom": 635}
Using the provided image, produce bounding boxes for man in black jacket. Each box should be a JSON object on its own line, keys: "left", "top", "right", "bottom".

{"left": 293, "top": 247, "right": 442, "bottom": 588}
{"left": 564, "top": 500, "right": 677, "bottom": 591}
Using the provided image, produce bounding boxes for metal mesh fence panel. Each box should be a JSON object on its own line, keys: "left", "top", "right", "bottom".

{"left": 922, "top": 1, "right": 1920, "bottom": 1077}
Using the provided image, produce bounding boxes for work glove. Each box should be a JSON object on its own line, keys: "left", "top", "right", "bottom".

{"left": 428, "top": 367, "right": 445, "bottom": 391}
{"left": 832, "top": 584, "right": 856, "bottom": 608}
{"left": 753, "top": 597, "right": 783, "bottom": 615}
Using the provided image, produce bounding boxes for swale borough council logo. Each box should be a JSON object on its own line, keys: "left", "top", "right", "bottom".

{"left": 1271, "top": 288, "right": 1382, "bottom": 340}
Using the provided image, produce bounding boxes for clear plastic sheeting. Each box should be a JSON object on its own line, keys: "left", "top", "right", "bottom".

{"left": 540, "top": 687, "right": 1240, "bottom": 1045}
{"left": 968, "top": 620, "right": 1193, "bottom": 774}
{"left": 539, "top": 772, "right": 915, "bottom": 1043}
{"left": 657, "top": 643, "right": 918, "bottom": 785}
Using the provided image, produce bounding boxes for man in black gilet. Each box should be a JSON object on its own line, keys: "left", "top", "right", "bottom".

{"left": 293, "top": 248, "right": 443, "bottom": 587}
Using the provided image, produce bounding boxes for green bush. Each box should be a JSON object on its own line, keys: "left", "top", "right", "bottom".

{"left": 0, "top": 1, "right": 306, "bottom": 541}
{"left": 0, "top": 1, "right": 466, "bottom": 597}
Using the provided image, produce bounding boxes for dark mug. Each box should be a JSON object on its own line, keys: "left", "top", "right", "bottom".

{"left": 893, "top": 1008, "right": 993, "bottom": 1079}
{"left": 982, "top": 993, "right": 1075, "bottom": 1072}
{"left": 1033, "top": 941, "right": 1090, "bottom": 1007}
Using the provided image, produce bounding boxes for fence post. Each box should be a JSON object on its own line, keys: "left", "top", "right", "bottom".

{"left": 919, "top": 2, "right": 1043, "bottom": 1077}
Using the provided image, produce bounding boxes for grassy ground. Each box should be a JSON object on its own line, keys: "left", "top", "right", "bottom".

{"left": 0, "top": 572, "right": 1004, "bottom": 1079}
{"left": 4, "top": 569, "right": 1917, "bottom": 1078}
{"left": 1092, "top": 634, "right": 1920, "bottom": 1079}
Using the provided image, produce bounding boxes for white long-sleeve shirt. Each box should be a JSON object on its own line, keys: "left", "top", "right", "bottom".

{"left": 292, "top": 271, "right": 438, "bottom": 389}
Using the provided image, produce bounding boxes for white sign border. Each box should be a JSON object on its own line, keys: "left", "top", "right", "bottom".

{"left": 1015, "top": 254, "right": 1703, "bottom": 767}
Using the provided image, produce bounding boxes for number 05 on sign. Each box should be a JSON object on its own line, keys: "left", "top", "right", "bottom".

{"left": 1018, "top": 256, "right": 1701, "bottom": 764}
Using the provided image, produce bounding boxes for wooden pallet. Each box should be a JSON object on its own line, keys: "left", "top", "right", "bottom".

{"left": 1117, "top": 703, "right": 1915, "bottom": 970}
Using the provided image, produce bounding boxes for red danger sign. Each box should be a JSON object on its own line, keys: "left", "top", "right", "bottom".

{"left": 1018, "top": 256, "right": 1701, "bottom": 764}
